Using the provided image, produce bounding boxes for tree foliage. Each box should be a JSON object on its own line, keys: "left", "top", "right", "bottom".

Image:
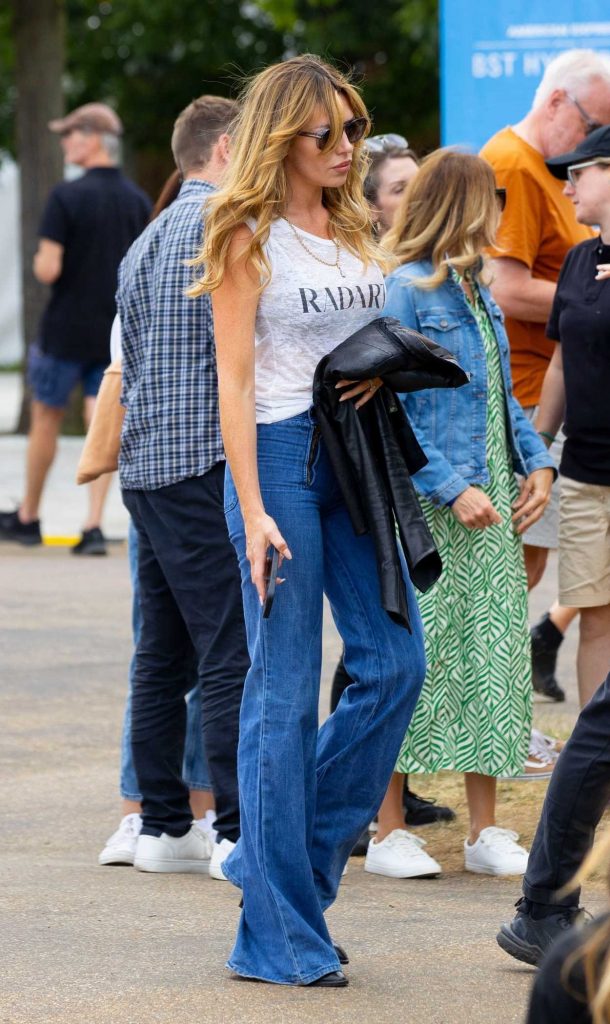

{"left": 1, "top": 0, "right": 439, "bottom": 182}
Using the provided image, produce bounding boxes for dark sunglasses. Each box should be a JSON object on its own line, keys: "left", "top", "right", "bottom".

{"left": 297, "top": 116, "right": 369, "bottom": 151}
{"left": 495, "top": 187, "right": 507, "bottom": 211}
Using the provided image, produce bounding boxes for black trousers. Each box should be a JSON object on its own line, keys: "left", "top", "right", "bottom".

{"left": 524, "top": 670, "right": 610, "bottom": 908}
{"left": 123, "top": 464, "right": 249, "bottom": 843}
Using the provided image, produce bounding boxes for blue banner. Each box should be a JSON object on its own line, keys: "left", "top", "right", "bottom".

{"left": 440, "top": 2, "right": 610, "bottom": 151}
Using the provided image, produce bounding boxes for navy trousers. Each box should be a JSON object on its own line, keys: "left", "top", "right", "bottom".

{"left": 524, "top": 670, "right": 610, "bottom": 908}
{"left": 123, "top": 463, "right": 249, "bottom": 843}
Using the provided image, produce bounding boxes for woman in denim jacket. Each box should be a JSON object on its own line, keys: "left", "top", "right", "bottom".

{"left": 364, "top": 150, "right": 556, "bottom": 882}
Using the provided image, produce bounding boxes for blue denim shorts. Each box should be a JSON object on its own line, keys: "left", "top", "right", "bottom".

{"left": 28, "top": 343, "right": 106, "bottom": 409}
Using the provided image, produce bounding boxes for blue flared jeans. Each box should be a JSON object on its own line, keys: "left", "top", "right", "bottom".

{"left": 223, "top": 410, "right": 427, "bottom": 985}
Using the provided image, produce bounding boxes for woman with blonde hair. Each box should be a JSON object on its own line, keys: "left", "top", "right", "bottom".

{"left": 363, "top": 149, "right": 555, "bottom": 880}
{"left": 190, "top": 54, "right": 427, "bottom": 986}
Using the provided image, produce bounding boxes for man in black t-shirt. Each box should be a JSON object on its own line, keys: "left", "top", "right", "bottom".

{"left": 0, "top": 102, "right": 151, "bottom": 554}
{"left": 535, "top": 125, "right": 610, "bottom": 709}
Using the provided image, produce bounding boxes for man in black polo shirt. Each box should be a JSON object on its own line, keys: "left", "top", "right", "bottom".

{"left": 497, "top": 125, "right": 610, "bottom": 967}
{"left": 0, "top": 103, "right": 151, "bottom": 554}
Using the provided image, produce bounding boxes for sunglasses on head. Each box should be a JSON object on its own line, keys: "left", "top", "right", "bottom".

{"left": 365, "top": 133, "right": 410, "bottom": 154}
{"left": 495, "top": 187, "right": 507, "bottom": 211}
{"left": 297, "top": 116, "right": 369, "bottom": 151}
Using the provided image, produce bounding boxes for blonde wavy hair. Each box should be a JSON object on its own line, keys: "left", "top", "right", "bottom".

{"left": 383, "top": 148, "right": 501, "bottom": 290}
{"left": 188, "top": 54, "right": 379, "bottom": 296}
{"left": 560, "top": 828, "right": 610, "bottom": 1022}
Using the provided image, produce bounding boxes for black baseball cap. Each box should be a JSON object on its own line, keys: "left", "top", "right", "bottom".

{"left": 546, "top": 124, "right": 610, "bottom": 180}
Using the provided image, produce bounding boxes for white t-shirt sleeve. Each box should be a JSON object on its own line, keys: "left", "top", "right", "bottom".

{"left": 109, "top": 314, "right": 122, "bottom": 363}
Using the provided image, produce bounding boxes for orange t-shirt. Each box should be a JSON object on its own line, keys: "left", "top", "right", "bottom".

{"left": 480, "top": 126, "right": 594, "bottom": 407}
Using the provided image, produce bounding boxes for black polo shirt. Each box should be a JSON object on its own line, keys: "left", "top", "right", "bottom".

{"left": 547, "top": 236, "right": 610, "bottom": 486}
{"left": 38, "top": 167, "right": 151, "bottom": 364}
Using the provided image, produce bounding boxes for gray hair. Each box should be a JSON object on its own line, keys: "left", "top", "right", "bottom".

{"left": 100, "top": 132, "right": 121, "bottom": 164}
{"left": 533, "top": 49, "right": 610, "bottom": 109}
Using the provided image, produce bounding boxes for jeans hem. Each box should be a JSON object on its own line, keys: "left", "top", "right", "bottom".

{"left": 120, "top": 790, "right": 142, "bottom": 802}
{"left": 183, "top": 783, "right": 213, "bottom": 793}
{"left": 226, "top": 959, "right": 341, "bottom": 986}
{"left": 221, "top": 861, "right": 242, "bottom": 889}
{"left": 522, "top": 880, "right": 579, "bottom": 909}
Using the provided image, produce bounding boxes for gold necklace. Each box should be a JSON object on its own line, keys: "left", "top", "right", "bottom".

{"left": 283, "top": 218, "right": 346, "bottom": 278}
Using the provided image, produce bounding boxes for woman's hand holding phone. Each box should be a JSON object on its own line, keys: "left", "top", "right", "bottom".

{"left": 244, "top": 511, "right": 291, "bottom": 609}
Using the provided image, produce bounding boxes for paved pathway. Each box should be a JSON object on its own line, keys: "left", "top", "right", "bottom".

{"left": 1, "top": 371, "right": 594, "bottom": 1023}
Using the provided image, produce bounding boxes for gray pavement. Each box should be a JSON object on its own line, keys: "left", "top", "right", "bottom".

{"left": 0, "top": 371, "right": 593, "bottom": 1024}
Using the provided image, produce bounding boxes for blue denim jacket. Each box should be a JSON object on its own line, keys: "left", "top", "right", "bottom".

{"left": 385, "top": 260, "right": 556, "bottom": 506}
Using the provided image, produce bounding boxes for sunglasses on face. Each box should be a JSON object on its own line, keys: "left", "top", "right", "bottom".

{"left": 365, "top": 133, "right": 410, "bottom": 154}
{"left": 566, "top": 159, "right": 610, "bottom": 186}
{"left": 297, "top": 116, "right": 369, "bottom": 151}
{"left": 495, "top": 187, "right": 507, "bottom": 211}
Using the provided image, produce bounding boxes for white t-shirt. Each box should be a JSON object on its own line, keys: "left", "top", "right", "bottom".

{"left": 109, "top": 314, "right": 122, "bottom": 362}
{"left": 250, "top": 218, "right": 386, "bottom": 423}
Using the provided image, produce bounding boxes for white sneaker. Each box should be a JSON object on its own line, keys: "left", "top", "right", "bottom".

{"left": 209, "top": 837, "right": 235, "bottom": 880}
{"left": 134, "top": 824, "right": 213, "bottom": 873}
{"left": 464, "top": 826, "right": 528, "bottom": 876}
{"left": 98, "top": 812, "right": 142, "bottom": 866}
{"left": 364, "top": 828, "right": 442, "bottom": 878}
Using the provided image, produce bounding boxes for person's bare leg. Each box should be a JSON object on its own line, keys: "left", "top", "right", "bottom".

{"left": 524, "top": 544, "right": 549, "bottom": 592}
{"left": 122, "top": 799, "right": 141, "bottom": 816}
{"left": 376, "top": 771, "right": 407, "bottom": 841}
{"left": 19, "top": 401, "right": 64, "bottom": 522}
{"left": 577, "top": 605, "right": 610, "bottom": 706}
{"left": 190, "top": 790, "right": 215, "bottom": 819}
{"left": 549, "top": 601, "right": 579, "bottom": 635}
{"left": 464, "top": 772, "right": 496, "bottom": 844}
{"left": 82, "top": 395, "right": 113, "bottom": 531}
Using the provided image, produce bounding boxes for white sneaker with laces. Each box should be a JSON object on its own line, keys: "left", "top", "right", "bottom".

{"left": 464, "top": 826, "right": 528, "bottom": 876}
{"left": 134, "top": 824, "right": 213, "bottom": 873}
{"left": 98, "top": 812, "right": 142, "bottom": 866}
{"left": 364, "top": 828, "right": 442, "bottom": 878}
{"left": 209, "top": 837, "right": 236, "bottom": 880}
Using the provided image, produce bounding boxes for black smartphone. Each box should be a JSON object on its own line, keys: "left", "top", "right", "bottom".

{"left": 262, "top": 545, "right": 280, "bottom": 619}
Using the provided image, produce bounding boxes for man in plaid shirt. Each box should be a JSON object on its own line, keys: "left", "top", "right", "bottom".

{"left": 117, "top": 96, "right": 249, "bottom": 878}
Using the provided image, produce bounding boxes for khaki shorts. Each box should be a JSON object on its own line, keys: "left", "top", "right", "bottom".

{"left": 520, "top": 406, "right": 563, "bottom": 548}
{"left": 558, "top": 475, "right": 610, "bottom": 608}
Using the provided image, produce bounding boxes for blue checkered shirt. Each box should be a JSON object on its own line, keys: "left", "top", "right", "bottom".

{"left": 117, "top": 179, "right": 223, "bottom": 490}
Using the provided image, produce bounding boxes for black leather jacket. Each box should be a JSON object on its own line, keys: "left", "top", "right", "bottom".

{"left": 312, "top": 316, "right": 469, "bottom": 631}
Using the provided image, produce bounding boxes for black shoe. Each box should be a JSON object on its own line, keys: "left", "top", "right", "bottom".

{"left": 531, "top": 614, "right": 566, "bottom": 702}
{"left": 404, "top": 785, "right": 456, "bottom": 826}
{"left": 496, "top": 897, "right": 583, "bottom": 966}
{"left": 350, "top": 829, "right": 370, "bottom": 856}
{"left": 307, "top": 971, "right": 348, "bottom": 988}
{"left": 333, "top": 943, "right": 349, "bottom": 965}
{"left": 0, "top": 509, "right": 42, "bottom": 546}
{"left": 71, "top": 527, "right": 107, "bottom": 556}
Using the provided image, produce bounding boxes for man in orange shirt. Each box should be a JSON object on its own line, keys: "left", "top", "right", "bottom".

{"left": 481, "top": 49, "right": 610, "bottom": 702}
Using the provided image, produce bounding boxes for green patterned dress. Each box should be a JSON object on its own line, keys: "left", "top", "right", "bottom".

{"left": 396, "top": 277, "right": 532, "bottom": 778}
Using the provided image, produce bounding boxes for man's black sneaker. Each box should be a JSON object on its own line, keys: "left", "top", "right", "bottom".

{"left": 531, "top": 613, "right": 566, "bottom": 702}
{"left": 404, "top": 785, "right": 456, "bottom": 826}
{"left": 496, "top": 897, "right": 584, "bottom": 966}
{"left": 71, "top": 527, "right": 107, "bottom": 556}
{"left": 0, "top": 510, "right": 42, "bottom": 546}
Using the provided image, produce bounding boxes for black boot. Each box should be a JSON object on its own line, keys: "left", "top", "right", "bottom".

{"left": 530, "top": 613, "right": 566, "bottom": 702}
{"left": 403, "top": 778, "right": 456, "bottom": 826}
